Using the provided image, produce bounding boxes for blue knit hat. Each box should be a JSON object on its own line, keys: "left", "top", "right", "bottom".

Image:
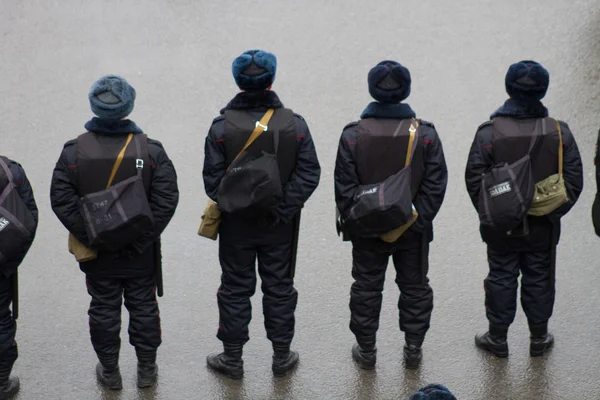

{"left": 89, "top": 75, "right": 136, "bottom": 120}
{"left": 368, "top": 60, "right": 411, "bottom": 104}
{"left": 505, "top": 60, "right": 549, "bottom": 102}
{"left": 409, "top": 384, "right": 457, "bottom": 400}
{"left": 232, "top": 49, "right": 277, "bottom": 92}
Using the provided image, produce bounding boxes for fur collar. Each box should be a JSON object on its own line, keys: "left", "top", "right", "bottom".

{"left": 221, "top": 90, "right": 284, "bottom": 114}
{"left": 490, "top": 99, "right": 548, "bottom": 119}
{"left": 360, "top": 102, "right": 416, "bottom": 119}
{"left": 84, "top": 117, "right": 143, "bottom": 134}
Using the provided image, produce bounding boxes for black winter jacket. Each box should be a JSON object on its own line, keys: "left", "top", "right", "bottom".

{"left": 0, "top": 159, "right": 38, "bottom": 277}
{"left": 50, "top": 119, "right": 179, "bottom": 277}
{"left": 465, "top": 119, "right": 583, "bottom": 249}
{"left": 334, "top": 102, "right": 448, "bottom": 244}
{"left": 203, "top": 91, "right": 320, "bottom": 226}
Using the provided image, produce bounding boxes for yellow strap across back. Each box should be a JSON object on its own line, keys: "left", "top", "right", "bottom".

{"left": 405, "top": 119, "right": 419, "bottom": 167}
{"left": 227, "top": 108, "right": 275, "bottom": 172}
{"left": 106, "top": 133, "right": 134, "bottom": 189}
{"left": 554, "top": 119, "right": 563, "bottom": 177}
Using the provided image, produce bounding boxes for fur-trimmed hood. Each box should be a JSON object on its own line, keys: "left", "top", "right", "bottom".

{"left": 84, "top": 117, "right": 143, "bottom": 134}
{"left": 220, "top": 90, "right": 284, "bottom": 114}
{"left": 360, "top": 102, "right": 416, "bottom": 119}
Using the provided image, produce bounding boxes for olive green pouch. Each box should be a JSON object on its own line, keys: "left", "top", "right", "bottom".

{"left": 529, "top": 119, "right": 568, "bottom": 217}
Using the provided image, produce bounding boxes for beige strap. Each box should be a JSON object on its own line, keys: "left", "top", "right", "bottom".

{"left": 227, "top": 108, "right": 275, "bottom": 172}
{"left": 106, "top": 133, "right": 134, "bottom": 189}
{"left": 405, "top": 119, "right": 419, "bottom": 167}
{"left": 554, "top": 119, "right": 563, "bottom": 176}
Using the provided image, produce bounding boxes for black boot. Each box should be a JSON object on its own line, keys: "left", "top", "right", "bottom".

{"left": 475, "top": 325, "right": 509, "bottom": 358}
{"left": 529, "top": 322, "right": 554, "bottom": 356}
{"left": 351, "top": 336, "right": 376, "bottom": 370}
{"left": 96, "top": 363, "right": 123, "bottom": 390}
{"left": 404, "top": 337, "right": 424, "bottom": 369}
{"left": 272, "top": 342, "right": 299, "bottom": 377}
{"left": 206, "top": 343, "right": 244, "bottom": 379}
{"left": 0, "top": 368, "right": 19, "bottom": 399}
{"left": 136, "top": 349, "right": 158, "bottom": 388}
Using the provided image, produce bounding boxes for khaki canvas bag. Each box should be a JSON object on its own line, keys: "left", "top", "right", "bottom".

{"left": 198, "top": 109, "right": 275, "bottom": 240}
{"left": 68, "top": 133, "right": 135, "bottom": 262}
{"left": 380, "top": 120, "right": 420, "bottom": 243}
{"left": 528, "top": 119, "right": 568, "bottom": 217}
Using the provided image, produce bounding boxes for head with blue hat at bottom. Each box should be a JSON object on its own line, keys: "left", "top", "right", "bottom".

{"left": 89, "top": 75, "right": 136, "bottom": 120}
{"left": 408, "top": 384, "right": 457, "bottom": 400}
{"left": 232, "top": 49, "right": 277, "bottom": 92}
{"left": 505, "top": 60, "right": 549, "bottom": 102}
{"left": 367, "top": 60, "right": 412, "bottom": 104}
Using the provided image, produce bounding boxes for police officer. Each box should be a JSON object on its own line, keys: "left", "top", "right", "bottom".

{"left": 0, "top": 157, "right": 37, "bottom": 398}
{"left": 203, "top": 49, "right": 320, "bottom": 379}
{"left": 50, "top": 76, "right": 179, "bottom": 389}
{"left": 334, "top": 61, "right": 448, "bottom": 369}
{"left": 465, "top": 61, "right": 583, "bottom": 357}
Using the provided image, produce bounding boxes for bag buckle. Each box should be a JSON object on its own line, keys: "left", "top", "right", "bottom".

{"left": 255, "top": 121, "right": 268, "bottom": 132}
{"left": 136, "top": 159, "right": 144, "bottom": 169}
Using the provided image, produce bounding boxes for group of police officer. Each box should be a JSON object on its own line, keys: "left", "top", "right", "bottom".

{"left": 0, "top": 49, "right": 586, "bottom": 396}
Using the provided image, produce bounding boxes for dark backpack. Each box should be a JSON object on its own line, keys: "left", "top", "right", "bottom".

{"left": 343, "top": 120, "right": 419, "bottom": 237}
{"left": 79, "top": 133, "right": 154, "bottom": 251}
{"left": 218, "top": 109, "right": 283, "bottom": 216}
{"left": 0, "top": 157, "right": 36, "bottom": 265}
{"left": 478, "top": 131, "right": 538, "bottom": 233}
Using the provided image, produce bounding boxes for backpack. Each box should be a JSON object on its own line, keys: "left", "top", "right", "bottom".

{"left": 478, "top": 127, "right": 538, "bottom": 233}
{"left": 217, "top": 109, "right": 283, "bottom": 216}
{"left": 79, "top": 133, "right": 154, "bottom": 251}
{"left": 343, "top": 120, "right": 419, "bottom": 238}
{"left": 0, "top": 157, "right": 36, "bottom": 265}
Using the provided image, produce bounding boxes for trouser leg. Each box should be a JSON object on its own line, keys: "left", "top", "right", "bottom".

{"left": 0, "top": 275, "right": 16, "bottom": 374}
{"left": 86, "top": 276, "right": 123, "bottom": 368}
{"left": 392, "top": 239, "right": 433, "bottom": 342}
{"left": 216, "top": 239, "right": 257, "bottom": 344}
{"left": 122, "top": 274, "right": 161, "bottom": 356}
{"left": 349, "top": 246, "right": 389, "bottom": 341}
{"left": 484, "top": 247, "right": 520, "bottom": 332}
{"left": 521, "top": 248, "right": 555, "bottom": 336}
{"left": 257, "top": 241, "right": 297, "bottom": 344}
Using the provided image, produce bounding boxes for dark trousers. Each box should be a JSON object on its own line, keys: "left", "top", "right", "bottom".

{"left": 86, "top": 274, "right": 161, "bottom": 366}
{"left": 484, "top": 246, "right": 556, "bottom": 329}
{"left": 217, "top": 237, "right": 297, "bottom": 345}
{"left": 0, "top": 275, "right": 17, "bottom": 373}
{"left": 349, "top": 237, "right": 433, "bottom": 341}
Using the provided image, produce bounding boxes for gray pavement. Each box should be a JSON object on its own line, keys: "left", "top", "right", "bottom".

{"left": 1, "top": 0, "right": 600, "bottom": 399}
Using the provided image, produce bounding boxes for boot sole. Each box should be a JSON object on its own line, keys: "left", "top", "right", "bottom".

{"left": 404, "top": 361, "right": 421, "bottom": 370}
{"left": 351, "top": 353, "right": 376, "bottom": 370}
{"left": 137, "top": 378, "right": 158, "bottom": 388}
{"left": 208, "top": 368, "right": 243, "bottom": 380}
{"left": 530, "top": 343, "right": 553, "bottom": 357}
{"left": 273, "top": 357, "right": 299, "bottom": 377}
{"left": 476, "top": 345, "right": 508, "bottom": 358}
{"left": 206, "top": 364, "right": 243, "bottom": 380}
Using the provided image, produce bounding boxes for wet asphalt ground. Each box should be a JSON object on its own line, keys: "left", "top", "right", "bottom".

{"left": 1, "top": 1, "right": 600, "bottom": 399}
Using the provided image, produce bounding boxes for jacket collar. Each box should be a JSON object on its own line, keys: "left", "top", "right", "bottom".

{"left": 490, "top": 98, "right": 549, "bottom": 119}
{"left": 360, "top": 102, "right": 416, "bottom": 120}
{"left": 220, "top": 90, "right": 284, "bottom": 114}
{"left": 84, "top": 117, "right": 144, "bottom": 134}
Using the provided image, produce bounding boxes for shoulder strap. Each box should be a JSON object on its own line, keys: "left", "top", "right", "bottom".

{"left": 405, "top": 119, "right": 420, "bottom": 167}
{"left": 227, "top": 108, "right": 275, "bottom": 171}
{"left": 106, "top": 133, "right": 134, "bottom": 189}
{"left": 554, "top": 119, "right": 563, "bottom": 176}
{"left": 0, "top": 157, "right": 13, "bottom": 183}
